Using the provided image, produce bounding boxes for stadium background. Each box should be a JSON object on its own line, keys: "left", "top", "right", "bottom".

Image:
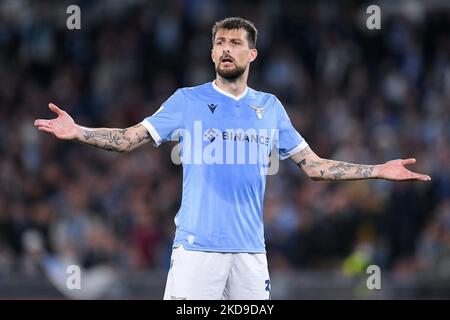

{"left": 0, "top": 0, "right": 449, "bottom": 299}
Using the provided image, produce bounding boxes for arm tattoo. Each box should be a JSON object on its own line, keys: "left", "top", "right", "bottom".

{"left": 355, "top": 165, "right": 374, "bottom": 178}
{"left": 299, "top": 147, "right": 312, "bottom": 158}
{"left": 135, "top": 127, "right": 152, "bottom": 144}
{"left": 309, "top": 160, "right": 322, "bottom": 168}
{"left": 296, "top": 148, "right": 312, "bottom": 168}
{"left": 82, "top": 128, "right": 132, "bottom": 152}
{"left": 324, "top": 162, "right": 374, "bottom": 180}
{"left": 297, "top": 157, "right": 375, "bottom": 181}
{"left": 79, "top": 124, "right": 152, "bottom": 152}
{"left": 328, "top": 162, "right": 354, "bottom": 180}
{"left": 297, "top": 159, "right": 307, "bottom": 167}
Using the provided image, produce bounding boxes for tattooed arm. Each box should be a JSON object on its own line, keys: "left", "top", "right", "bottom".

{"left": 76, "top": 124, "right": 152, "bottom": 152}
{"left": 34, "top": 103, "right": 153, "bottom": 152}
{"left": 290, "top": 146, "right": 431, "bottom": 182}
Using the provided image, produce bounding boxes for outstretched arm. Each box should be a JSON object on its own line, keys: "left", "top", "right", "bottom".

{"left": 34, "top": 103, "right": 153, "bottom": 152}
{"left": 290, "top": 146, "right": 431, "bottom": 182}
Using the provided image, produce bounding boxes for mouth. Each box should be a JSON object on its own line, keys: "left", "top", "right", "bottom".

{"left": 220, "top": 56, "right": 234, "bottom": 64}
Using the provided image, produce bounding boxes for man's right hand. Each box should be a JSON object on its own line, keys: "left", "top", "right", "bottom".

{"left": 34, "top": 103, "right": 81, "bottom": 140}
{"left": 35, "top": 103, "right": 153, "bottom": 152}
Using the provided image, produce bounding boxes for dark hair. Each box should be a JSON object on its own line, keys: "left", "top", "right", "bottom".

{"left": 212, "top": 17, "right": 258, "bottom": 49}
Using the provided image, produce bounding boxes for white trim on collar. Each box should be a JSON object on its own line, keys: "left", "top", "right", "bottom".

{"left": 212, "top": 80, "right": 248, "bottom": 101}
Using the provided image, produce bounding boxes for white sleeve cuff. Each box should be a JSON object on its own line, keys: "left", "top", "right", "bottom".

{"left": 280, "top": 140, "right": 309, "bottom": 160}
{"left": 141, "top": 119, "right": 162, "bottom": 147}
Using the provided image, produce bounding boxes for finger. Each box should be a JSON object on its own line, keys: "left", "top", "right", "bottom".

{"left": 34, "top": 119, "right": 50, "bottom": 127}
{"left": 412, "top": 173, "right": 432, "bottom": 181}
{"left": 48, "top": 103, "right": 63, "bottom": 115}
{"left": 36, "top": 125, "right": 54, "bottom": 134}
{"left": 420, "top": 174, "right": 432, "bottom": 181}
{"left": 401, "top": 158, "right": 416, "bottom": 166}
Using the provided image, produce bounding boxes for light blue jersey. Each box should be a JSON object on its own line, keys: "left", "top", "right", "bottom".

{"left": 141, "top": 81, "right": 308, "bottom": 253}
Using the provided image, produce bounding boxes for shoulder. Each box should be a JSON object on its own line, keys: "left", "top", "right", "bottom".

{"left": 247, "top": 87, "right": 281, "bottom": 106}
{"left": 163, "top": 83, "right": 211, "bottom": 105}
{"left": 166, "top": 83, "right": 215, "bottom": 112}
{"left": 177, "top": 82, "right": 213, "bottom": 98}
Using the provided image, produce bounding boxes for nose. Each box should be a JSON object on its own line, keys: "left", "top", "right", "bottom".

{"left": 221, "top": 41, "right": 232, "bottom": 53}
{"left": 221, "top": 46, "right": 233, "bottom": 58}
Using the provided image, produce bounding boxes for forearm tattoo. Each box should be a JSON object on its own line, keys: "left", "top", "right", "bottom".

{"left": 327, "top": 162, "right": 374, "bottom": 180}
{"left": 296, "top": 156, "right": 374, "bottom": 181}
{"left": 79, "top": 124, "right": 151, "bottom": 152}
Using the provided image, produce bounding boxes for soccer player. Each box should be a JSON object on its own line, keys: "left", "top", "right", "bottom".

{"left": 34, "top": 17, "right": 431, "bottom": 300}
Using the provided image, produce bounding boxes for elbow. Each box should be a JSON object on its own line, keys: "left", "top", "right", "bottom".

{"left": 305, "top": 169, "right": 323, "bottom": 181}
{"left": 109, "top": 145, "right": 128, "bottom": 153}
{"left": 309, "top": 174, "right": 324, "bottom": 181}
{"left": 119, "top": 142, "right": 135, "bottom": 153}
{"left": 120, "top": 147, "right": 133, "bottom": 153}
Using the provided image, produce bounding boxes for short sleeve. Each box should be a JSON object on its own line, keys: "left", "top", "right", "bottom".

{"left": 275, "top": 97, "right": 308, "bottom": 160}
{"left": 141, "top": 89, "right": 185, "bottom": 146}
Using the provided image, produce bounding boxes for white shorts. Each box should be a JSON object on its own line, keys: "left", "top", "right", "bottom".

{"left": 163, "top": 245, "right": 271, "bottom": 300}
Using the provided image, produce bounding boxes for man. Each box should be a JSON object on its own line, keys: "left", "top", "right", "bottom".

{"left": 34, "top": 17, "right": 431, "bottom": 300}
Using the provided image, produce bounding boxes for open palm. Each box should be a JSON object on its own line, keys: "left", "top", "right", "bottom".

{"left": 34, "top": 103, "right": 79, "bottom": 140}
{"left": 378, "top": 159, "right": 431, "bottom": 181}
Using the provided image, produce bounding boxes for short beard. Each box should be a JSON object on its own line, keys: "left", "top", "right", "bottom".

{"left": 216, "top": 64, "right": 246, "bottom": 81}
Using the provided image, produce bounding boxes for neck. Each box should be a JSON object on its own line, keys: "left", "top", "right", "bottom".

{"left": 214, "top": 74, "right": 248, "bottom": 98}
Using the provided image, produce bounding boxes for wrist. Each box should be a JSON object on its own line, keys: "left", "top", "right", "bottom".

{"left": 372, "top": 164, "right": 383, "bottom": 179}
{"left": 75, "top": 125, "right": 85, "bottom": 141}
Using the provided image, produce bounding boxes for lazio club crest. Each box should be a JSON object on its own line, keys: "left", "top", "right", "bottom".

{"left": 248, "top": 105, "right": 265, "bottom": 120}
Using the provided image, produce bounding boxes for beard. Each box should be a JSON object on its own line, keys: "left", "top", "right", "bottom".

{"left": 216, "top": 63, "right": 246, "bottom": 81}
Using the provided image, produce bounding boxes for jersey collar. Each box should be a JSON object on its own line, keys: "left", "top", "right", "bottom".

{"left": 212, "top": 80, "right": 248, "bottom": 101}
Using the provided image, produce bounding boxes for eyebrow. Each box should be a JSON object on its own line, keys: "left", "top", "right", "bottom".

{"left": 215, "top": 37, "right": 243, "bottom": 42}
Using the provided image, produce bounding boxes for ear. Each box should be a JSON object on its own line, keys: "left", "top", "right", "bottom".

{"left": 211, "top": 48, "right": 216, "bottom": 63}
{"left": 249, "top": 48, "right": 258, "bottom": 63}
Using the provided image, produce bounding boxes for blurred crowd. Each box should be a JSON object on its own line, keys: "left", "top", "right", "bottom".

{"left": 0, "top": 0, "right": 449, "bottom": 284}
